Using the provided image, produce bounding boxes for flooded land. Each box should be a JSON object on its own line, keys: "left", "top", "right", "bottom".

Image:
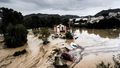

{"left": 0, "top": 28, "right": 120, "bottom": 68}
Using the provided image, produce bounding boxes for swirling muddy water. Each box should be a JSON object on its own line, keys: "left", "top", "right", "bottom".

{"left": 0, "top": 29, "right": 120, "bottom": 68}
{"left": 73, "top": 29, "right": 120, "bottom": 68}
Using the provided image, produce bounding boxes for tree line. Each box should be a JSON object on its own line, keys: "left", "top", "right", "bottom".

{"left": 23, "top": 14, "right": 79, "bottom": 29}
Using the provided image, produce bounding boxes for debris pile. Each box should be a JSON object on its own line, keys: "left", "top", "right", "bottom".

{"left": 52, "top": 42, "right": 84, "bottom": 68}
{"left": 13, "top": 49, "right": 27, "bottom": 57}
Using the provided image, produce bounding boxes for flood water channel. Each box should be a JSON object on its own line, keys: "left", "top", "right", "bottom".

{"left": 0, "top": 28, "right": 120, "bottom": 68}
{"left": 69, "top": 28, "right": 120, "bottom": 68}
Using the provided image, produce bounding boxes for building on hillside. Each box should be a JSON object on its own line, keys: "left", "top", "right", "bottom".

{"left": 117, "top": 12, "right": 120, "bottom": 15}
{"left": 87, "top": 16, "right": 104, "bottom": 23}
{"left": 109, "top": 12, "right": 118, "bottom": 17}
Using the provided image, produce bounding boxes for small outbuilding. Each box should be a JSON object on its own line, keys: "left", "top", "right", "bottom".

{"left": 54, "top": 24, "right": 67, "bottom": 35}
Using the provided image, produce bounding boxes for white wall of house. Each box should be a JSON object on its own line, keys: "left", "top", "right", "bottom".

{"left": 54, "top": 24, "right": 66, "bottom": 34}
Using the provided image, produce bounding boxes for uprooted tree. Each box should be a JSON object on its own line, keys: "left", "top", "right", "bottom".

{"left": 0, "top": 7, "right": 28, "bottom": 48}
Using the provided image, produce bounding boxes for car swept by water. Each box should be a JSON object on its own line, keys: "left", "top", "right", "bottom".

{"left": 0, "top": 28, "right": 120, "bottom": 68}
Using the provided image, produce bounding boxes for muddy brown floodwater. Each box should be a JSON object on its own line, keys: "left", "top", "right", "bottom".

{"left": 0, "top": 29, "right": 120, "bottom": 68}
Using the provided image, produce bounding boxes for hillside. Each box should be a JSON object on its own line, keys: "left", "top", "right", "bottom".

{"left": 95, "top": 8, "right": 120, "bottom": 16}
{"left": 24, "top": 13, "right": 80, "bottom": 19}
{"left": 23, "top": 13, "right": 80, "bottom": 29}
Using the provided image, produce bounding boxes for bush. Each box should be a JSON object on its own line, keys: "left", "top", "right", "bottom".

{"left": 32, "top": 28, "right": 50, "bottom": 45}
{"left": 96, "top": 55, "right": 120, "bottom": 68}
{"left": 42, "top": 38, "right": 50, "bottom": 45}
{"left": 4, "top": 24, "right": 28, "bottom": 48}
{"left": 65, "top": 31, "right": 73, "bottom": 39}
{"left": 32, "top": 29, "right": 40, "bottom": 36}
{"left": 96, "top": 62, "right": 110, "bottom": 68}
{"left": 39, "top": 28, "right": 50, "bottom": 45}
{"left": 39, "top": 28, "right": 50, "bottom": 38}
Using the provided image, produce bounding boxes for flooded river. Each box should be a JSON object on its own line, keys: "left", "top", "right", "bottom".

{"left": 0, "top": 28, "right": 120, "bottom": 68}
{"left": 49, "top": 28, "right": 120, "bottom": 68}
{"left": 72, "top": 29, "right": 120, "bottom": 68}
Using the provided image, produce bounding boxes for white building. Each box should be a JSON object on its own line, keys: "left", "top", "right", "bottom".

{"left": 82, "top": 18, "right": 88, "bottom": 20}
{"left": 109, "top": 12, "right": 117, "bottom": 17}
{"left": 75, "top": 18, "right": 82, "bottom": 21}
{"left": 88, "top": 16, "right": 104, "bottom": 23}
{"left": 117, "top": 12, "right": 120, "bottom": 15}
{"left": 54, "top": 24, "right": 66, "bottom": 34}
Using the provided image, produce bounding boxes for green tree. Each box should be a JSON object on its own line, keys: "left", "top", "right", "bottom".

{"left": 4, "top": 24, "right": 28, "bottom": 48}
{"left": 39, "top": 28, "right": 50, "bottom": 45}
{"left": 0, "top": 7, "right": 28, "bottom": 48}
{"left": 0, "top": 7, "right": 23, "bottom": 34}
{"left": 65, "top": 31, "right": 73, "bottom": 39}
{"left": 61, "top": 18, "right": 69, "bottom": 27}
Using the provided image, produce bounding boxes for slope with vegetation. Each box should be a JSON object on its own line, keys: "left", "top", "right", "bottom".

{"left": 0, "top": 7, "right": 28, "bottom": 48}
{"left": 95, "top": 8, "right": 120, "bottom": 17}
{"left": 23, "top": 13, "right": 79, "bottom": 29}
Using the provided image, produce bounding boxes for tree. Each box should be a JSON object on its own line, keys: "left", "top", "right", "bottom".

{"left": 31, "top": 15, "right": 40, "bottom": 28}
{"left": 39, "top": 28, "right": 50, "bottom": 45}
{"left": 61, "top": 18, "right": 69, "bottom": 27}
{"left": 23, "top": 14, "right": 61, "bottom": 29}
{"left": 0, "top": 7, "right": 28, "bottom": 48}
{"left": 0, "top": 7, "right": 23, "bottom": 34}
{"left": 4, "top": 24, "right": 28, "bottom": 48}
{"left": 65, "top": 31, "right": 73, "bottom": 39}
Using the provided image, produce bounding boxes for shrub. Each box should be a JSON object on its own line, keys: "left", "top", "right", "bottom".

{"left": 39, "top": 28, "right": 50, "bottom": 38}
{"left": 4, "top": 24, "right": 28, "bottom": 48}
{"left": 42, "top": 38, "right": 50, "bottom": 45}
{"left": 65, "top": 31, "right": 73, "bottom": 39}
{"left": 96, "top": 55, "right": 120, "bottom": 68}
{"left": 96, "top": 62, "right": 110, "bottom": 68}
{"left": 39, "top": 28, "right": 50, "bottom": 45}
{"left": 32, "top": 29, "right": 40, "bottom": 36}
